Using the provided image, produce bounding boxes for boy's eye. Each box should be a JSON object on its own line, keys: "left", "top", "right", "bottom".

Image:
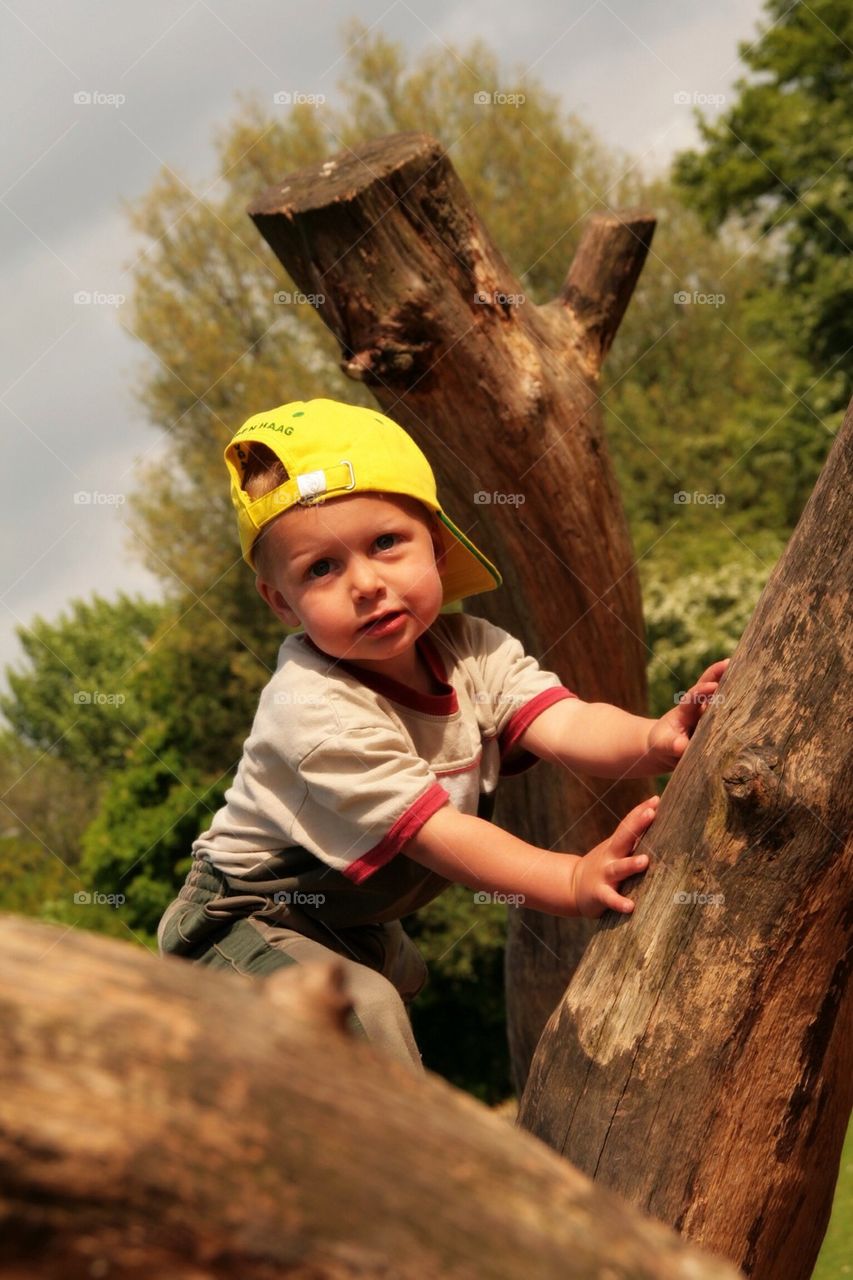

{"left": 304, "top": 534, "right": 398, "bottom": 579}
{"left": 307, "top": 558, "right": 333, "bottom": 579}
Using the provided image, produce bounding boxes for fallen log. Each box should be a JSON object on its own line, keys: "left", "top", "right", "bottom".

{"left": 0, "top": 916, "right": 742, "bottom": 1279}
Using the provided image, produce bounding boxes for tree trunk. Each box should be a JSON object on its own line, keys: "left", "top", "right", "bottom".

{"left": 0, "top": 915, "right": 743, "bottom": 1280}
{"left": 247, "top": 131, "right": 655, "bottom": 1089}
{"left": 517, "top": 400, "right": 853, "bottom": 1279}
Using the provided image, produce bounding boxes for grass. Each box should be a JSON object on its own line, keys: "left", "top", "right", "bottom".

{"left": 813, "top": 1119, "right": 853, "bottom": 1279}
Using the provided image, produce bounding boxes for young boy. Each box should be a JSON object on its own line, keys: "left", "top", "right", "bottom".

{"left": 157, "top": 398, "right": 727, "bottom": 1075}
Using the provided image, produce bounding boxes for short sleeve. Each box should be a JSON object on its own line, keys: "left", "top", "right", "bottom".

{"left": 291, "top": 723, "right": 450, "bottom": 884}
{"left": 463, "top": 615, "right": 578, "bottom": 775}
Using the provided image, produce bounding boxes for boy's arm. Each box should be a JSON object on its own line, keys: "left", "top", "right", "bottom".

{"left": 514, "top": 659, "right": 730, "bottom": 777}
{"left": 514, "top": 698, "right": 660, "bottom": 777}
{"left": 405, "top": 796, "right": 658, "bottom": 918}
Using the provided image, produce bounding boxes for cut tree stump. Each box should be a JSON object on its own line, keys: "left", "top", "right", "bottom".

{"left": 0, "top": 916, "right": 743, "bottom": 1280}
{"left": 248, "top": 131, "right": 656, "bottom": 1089}
{"left": 517, "top": 398, "right": 853, "bottom": 1280}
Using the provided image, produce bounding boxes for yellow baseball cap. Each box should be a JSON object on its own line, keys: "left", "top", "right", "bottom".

{"left": 224, "top": 398, "right": 502, "bottom": 606}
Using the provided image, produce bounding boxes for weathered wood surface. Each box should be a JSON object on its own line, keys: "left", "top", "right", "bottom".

{"left": 517, "top": 400, "right": 853, "bottom": 1279}
{"left": 248, "top": 131, "right": 655, "bottom": 1088}
{"left": 0, "top": 916, "right": 743, "bottom": 1279}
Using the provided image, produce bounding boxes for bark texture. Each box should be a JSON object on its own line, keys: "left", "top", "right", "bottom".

{"left": 0, "top": 916, "right": 744, "bottom": 1280}
{"left": 248, "top": 131, "right": 655, "bottom": 1088}
{"left": 517, "top": 401, "right": 853, "bottom": 1279}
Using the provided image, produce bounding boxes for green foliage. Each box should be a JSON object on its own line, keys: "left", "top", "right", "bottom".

{"left": 0, "top": 594, "right": 167, "bottom": 774}
{"left": 0, "top": 821, "right": 82, "bottom": 922}
{"left": 405, "top": 886, "right": 511, "bottom": 1102}
{"left": 80, "top": 746, "right": 227, "bottom": 935}
{"left": 601, "top": 176, "right": 836, "bottom": 548}
{"left": 0, "top": 729, "right": 96, "bottom": 869}
{"left": 77, "top": 604, "right": 268, "bottom": 933}
{"left": 673, "top": 0, "right": 853, "bottom": 414}
{"left": 641, "top": 546, "right": 779, "bottom": 718}
{"left": 0, "top": 734, "right": 148, "bottom": 945}
{"left": 0, "top": 833, "right": 136, "bottom": 944}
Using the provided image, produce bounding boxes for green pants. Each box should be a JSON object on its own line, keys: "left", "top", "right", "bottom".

{"left": 157, "top": 856, "right": 427, "bottom": 1074}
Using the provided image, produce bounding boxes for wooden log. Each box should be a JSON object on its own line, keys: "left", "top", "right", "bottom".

{"left": 248, "top": 132, "right": 655, "bottom": 1088}
{"left": 0, "top": 916, "right": 743, "bottom": 1279}
{"left": 517, "top": 400, "right": 853, "bottom": 1279}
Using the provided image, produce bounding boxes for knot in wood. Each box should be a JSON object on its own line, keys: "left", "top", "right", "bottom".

{"left": 263, "top": 959, "right": 354, "bottom": 1036}
{"left": 342, "top": 339, "right": 430, "bottom": 387}
{"left": 722, "top": 745, "right": 782, "bottom": 810}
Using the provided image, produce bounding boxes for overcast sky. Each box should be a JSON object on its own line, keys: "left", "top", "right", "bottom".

{"left": 0, "top": 0, "right": 767, "bottom": 687}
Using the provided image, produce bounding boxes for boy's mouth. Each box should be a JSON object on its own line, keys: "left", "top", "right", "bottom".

{"left": 358, "top": 610, "right": 406, "bottom": 636}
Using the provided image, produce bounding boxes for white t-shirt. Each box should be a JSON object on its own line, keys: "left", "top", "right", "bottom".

{"left": 192, "top": 612, "right": 576, "bottom": 928}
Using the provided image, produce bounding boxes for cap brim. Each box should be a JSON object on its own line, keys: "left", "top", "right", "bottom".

{"left": 435, "top": 512, "right": 502, "bottom": 605}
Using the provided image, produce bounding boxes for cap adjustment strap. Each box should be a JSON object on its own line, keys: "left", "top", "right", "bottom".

{"left": 295, "top": 459, "right": 355, "bottom": 500}
{"left": 244, "top": 459, "right": 357, "bottom": 532}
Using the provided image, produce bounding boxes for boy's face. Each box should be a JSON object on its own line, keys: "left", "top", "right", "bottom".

{"left": 254, "top": 492, "right": 447, "bottom": 681}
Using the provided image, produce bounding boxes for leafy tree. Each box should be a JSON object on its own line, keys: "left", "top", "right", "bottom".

{"left": 0, "top": 594, "right": 167, "bottom": 774}
{"left": 0, "top": 730, "right": 96, "bottom": 872}
{"left": 79, "top": 604, "right": 271, "bottom": 933}
{"left": 673, "top": 0, "right": 853, "bottom": 417}
{"left": 601, "top": 176, "right": 826, "bottom": 558}
{"left": 642, "top": 556, "right": 776, "bottom": 718}
{"left": 80, "top": 747, "right": 226, "bottom": 938}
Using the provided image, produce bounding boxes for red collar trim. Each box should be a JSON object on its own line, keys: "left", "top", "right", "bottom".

{"left": 301, "top": 630, "right": 458, "bottom": 714}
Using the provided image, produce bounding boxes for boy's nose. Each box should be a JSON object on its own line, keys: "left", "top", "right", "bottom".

{"left": 349, "top": 556, "right": 383, "bottom": 598}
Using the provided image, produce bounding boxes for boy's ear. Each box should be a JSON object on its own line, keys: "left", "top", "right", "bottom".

{"left": 430, "top": 517, "right": 448, "bottom": 569}
{"left": 255, "top": 574, "right": 301, "bottom": 629}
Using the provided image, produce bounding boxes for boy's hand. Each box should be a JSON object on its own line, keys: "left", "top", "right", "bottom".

{"left": 647, "top": 659, "right": 730, "bottom": 772}
{"left": 570, "top": 796, "right": 659, "bottom": 917}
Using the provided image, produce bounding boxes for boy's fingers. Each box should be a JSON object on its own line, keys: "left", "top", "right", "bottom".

{"left": 681, "top": 682, "right": 720, "bottom": 726}
{"left": 684, "top": 681, "right": 718, "bottom": 706}
{"left": 698, "top": 659, "right": 729, "bottom": 683}
{"left": 610, "top": 853, "right": 649, "bottom": 883}
{"left": 601, "top": 887, "right": 635, "bottom": 915}
{"left": 613, "top": 797, "right": 659, "bottom": 854}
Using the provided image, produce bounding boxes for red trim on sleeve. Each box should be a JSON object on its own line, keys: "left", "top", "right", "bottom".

{"left": 499, "top": 686, "right": 578, "bottom": 776}
{"left": 342, "top": 781, "right": 451, "bottom": 884}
